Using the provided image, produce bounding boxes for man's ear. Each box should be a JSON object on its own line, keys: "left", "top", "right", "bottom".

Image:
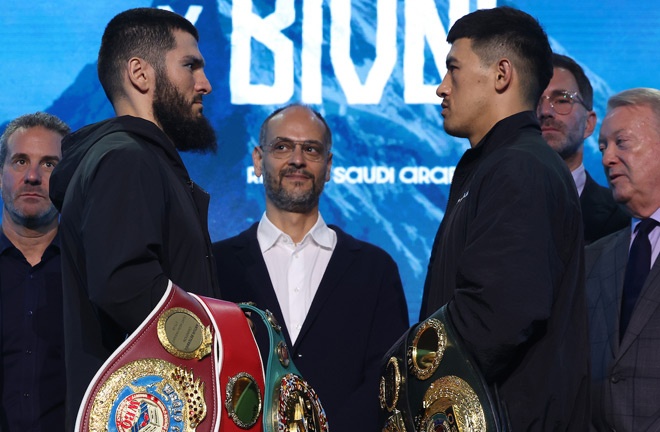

{"left": 252, "top": 146, "right": 263, "bottom": 177}
{"left": 325, "top": 152, "right": 333, "bottom": 182}
{"left": 494, "top": 58, "right": 513, "bottom": 93}
{"left": 126, "top": 57, "right": 153, "bottom": 93}
{"left": 583, "top": 110, "right": 597, "bottom": 139}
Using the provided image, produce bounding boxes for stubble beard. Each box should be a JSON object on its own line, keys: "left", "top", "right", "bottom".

{"left": 263, "top": 167, "right": 324, "bottom": 214}
{"left": 2, "top": 189, "right": 58, "bottom": 230}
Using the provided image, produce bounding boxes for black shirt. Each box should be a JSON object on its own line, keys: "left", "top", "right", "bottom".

{"left": 0, "top": 231, "right": 64, "bottom": 432}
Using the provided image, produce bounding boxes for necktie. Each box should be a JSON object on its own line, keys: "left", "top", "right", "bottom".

{"left": 620, "top": 218, "right": 658, "bottom": 337}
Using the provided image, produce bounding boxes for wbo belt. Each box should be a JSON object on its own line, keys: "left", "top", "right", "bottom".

{"left": 77, "top": 282, "right": 265, "bottom": 432}
{"left": 379, "top": 305, "right": 510, "bottom": 432}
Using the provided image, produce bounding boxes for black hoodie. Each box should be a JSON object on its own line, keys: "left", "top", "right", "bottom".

{"left": 49, "top": 115, "right": 219, "bottom": 427}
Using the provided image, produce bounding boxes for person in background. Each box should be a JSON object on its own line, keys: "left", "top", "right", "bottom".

{"left": 0, "top": 112, "right": 69, "bottom": 431}
{"left": 48, "top": 8, "right": 220, "bottom": 427}
{"left": 538, "top": 53, "right": 629, "bottom": 243}
{"left": 419, "top": 7, "right": 590, "bottom": 430}
{"left": 213, "top": 103, "right": 409, "bottom": 431}
{"left": 588, "top": 87, "right": 660, "bottom": 431}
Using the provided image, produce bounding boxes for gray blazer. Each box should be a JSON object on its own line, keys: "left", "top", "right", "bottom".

{"left": 586, "top": 225, "right": 660, "bottom": 431}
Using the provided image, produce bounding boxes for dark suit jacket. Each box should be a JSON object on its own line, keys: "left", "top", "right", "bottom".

{"left": 213, "top": 223, "right": 409, "bottom": 432}
{"left": 581, "top": 171, "right": 629, "bottom": 244}
{"left": 586, "top": 226, "right": 660, "bottom": 431}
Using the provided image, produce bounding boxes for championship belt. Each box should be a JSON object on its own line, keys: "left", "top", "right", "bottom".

{"left": 76, "top": 282, "right": 266, "bottom": 432}
{"left": 239, "top": 304, "right": 329, "bottom": 432}
{"left": 379, "top": 306, "right": 509, "bottom": 432}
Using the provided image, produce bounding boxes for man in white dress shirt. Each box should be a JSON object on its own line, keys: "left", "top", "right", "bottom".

{"left": 212, "top": 104, "right": 409, "bottom": 431}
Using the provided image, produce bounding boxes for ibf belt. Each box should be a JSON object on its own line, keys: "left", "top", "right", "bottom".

{"left": 239, "top": 304, "right": 329, "bottom": 432}
{"left": 379, "top": 305, "right": 510, "bottom": 432}
{"left": 77, "top": 282, "right": 265, "bottom": 432}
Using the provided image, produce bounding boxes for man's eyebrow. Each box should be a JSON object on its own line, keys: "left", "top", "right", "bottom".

{"left": 183, "top": 55, "right": 205, "bottom": 67}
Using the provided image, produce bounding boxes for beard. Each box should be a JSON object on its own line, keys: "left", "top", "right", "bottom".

{"left": 2, "top": 187, "right": 58, "bottom": 230}
{"left": 152, "top": 74, "right": 217, "bottom": 153}
{"left": 540, "top": 118, "right": 583, "bottom": 160}
{"left": 263, "top": 166, "right": 325, "bottom": 214}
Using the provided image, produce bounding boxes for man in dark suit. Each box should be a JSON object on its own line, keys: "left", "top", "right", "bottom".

{"left": 588, "top": 87, "right": 660, "bottom": 431}
{"left": 213, "top": 104, "right": 409, "bottom": 432}
{"left": 538, "top": 53, "right": 629, "bottom": 243}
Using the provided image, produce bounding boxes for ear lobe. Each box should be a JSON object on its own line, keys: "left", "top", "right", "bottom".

{"left": 494, "top": 58, "right": 512, "bottom": 92}
{"left": 127, "top": 57, "right": 152, "bottom": 93}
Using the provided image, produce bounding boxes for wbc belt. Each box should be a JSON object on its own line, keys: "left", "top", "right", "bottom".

{"left": 76, "top": 282, "right": 265, "bottom": 432}
{"left": 239, "top": 304, "right": 329, "bottom": 432}
{"left": 379, "top": 305, "right": 509, "bottom": 432}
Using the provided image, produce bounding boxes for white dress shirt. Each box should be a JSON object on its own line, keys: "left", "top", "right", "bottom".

{"left": 571, "top": 163, "right": 586, "bottom": 197}
{"left": 257, "top": 212, "right": 337, "bottom": 344}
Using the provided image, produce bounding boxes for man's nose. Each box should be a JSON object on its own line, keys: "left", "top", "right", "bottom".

{"left": 537, "top": 97, "right": 554, "bottom": 118}
{"left": 24, "top": 164, "right": 42, "bottom": 184}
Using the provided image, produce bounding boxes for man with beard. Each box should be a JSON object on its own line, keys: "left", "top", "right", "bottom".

{"left": 213, "top": 104, "right": 409, "bottom": 431}
{"left": 48, "top": 8, "right": 219, "bottom": 427}
{"left": 0, "top": 112, "right": 68, "bottom": 432}
{"left": 538, "top": 53, "right": 629, "bottom": 243}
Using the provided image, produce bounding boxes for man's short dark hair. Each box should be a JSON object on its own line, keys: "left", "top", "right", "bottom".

{"left": 259, "top": 104, "right": 333, "bottom": 150}
{"left": 447, "top": 6, "right": 553, "bottom": 106}
{"left": 0, "top": 112, "right": 70, "bottom": 168}
{"left": 552, "top": 53, "right": 593, "bottom": 110}
{"left": 97, "top": 8, "right": 199, "bottom": 103}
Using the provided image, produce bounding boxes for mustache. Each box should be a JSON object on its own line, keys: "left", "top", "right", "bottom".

{"left": 18, "top": 185, "right": 46, "bottom": 195}
{"left": 540, "top": 118, "right": 565, "bottom": 131}
{"left": 279, "top": 167, "right": 314, "bottom": 179}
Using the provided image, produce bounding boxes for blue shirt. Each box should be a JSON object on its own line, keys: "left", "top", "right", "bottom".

{"left": 0, "top": 231, "right": 64, "bottom": 432}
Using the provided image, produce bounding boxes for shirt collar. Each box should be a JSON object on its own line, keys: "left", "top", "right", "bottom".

{"left": 257, "top": 212, "right": 334, "bottom": 252}
{"left": 631, "top": 208, "right": 660, "bottom": 233}
{"left": 571, "top": 163, "right": 586, "bottom": 196}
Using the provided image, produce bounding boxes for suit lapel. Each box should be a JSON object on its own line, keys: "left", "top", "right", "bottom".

{"left": 611, "top": 230, "right": 630, "bottom": 356}
{"left": 293, "top": 227, "right": 358, "bottom": 349}
{"left": 237, "top": 226, "right": 294, "bottom": 348}
{"left": 620, "top": 241, "right": 660, "bottom": 354}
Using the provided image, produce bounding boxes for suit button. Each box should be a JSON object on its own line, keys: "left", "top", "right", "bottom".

{"left": 611, "top": 374, "right": 621, "bottom": 383}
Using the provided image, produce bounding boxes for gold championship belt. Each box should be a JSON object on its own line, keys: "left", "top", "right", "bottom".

{"left": 379, "top": 306, "right": 510, "bottom": 432}
{"left": 76, "top": 282, "right": 266, "bottom": 432}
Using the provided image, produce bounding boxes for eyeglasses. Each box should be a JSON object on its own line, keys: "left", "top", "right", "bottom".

{"left": 261, "top": 138, "right": 328, "bottom": 162}
{"left": 537, "top": 91, "right": 588, "bottom": 115}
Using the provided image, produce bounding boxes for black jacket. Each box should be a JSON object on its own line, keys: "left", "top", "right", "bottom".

{"left": 49, "top": 116, "right": 219, "bottom": 427}
{"left": 420, "top": 112, "right": 590, "bottom": 431}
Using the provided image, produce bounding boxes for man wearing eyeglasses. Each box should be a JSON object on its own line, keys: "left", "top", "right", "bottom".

{"left": 538, "top": 53, "right": 629, "bottom": 243}
{"left": 212, "top": 103, "right": 409, "bottom": 431}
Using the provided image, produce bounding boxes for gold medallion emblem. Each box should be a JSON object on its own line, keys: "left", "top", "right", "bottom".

{"left": 157, "top": 307, "right": 212, "bottom": 360}
{"left": 420, "top": 375, "right": 486, "bottom": 432}
{"left": 278, "top": 373, "right": 329, "bottom": 432}
{"left": 88, "top": 358, "right": 207, "bottom": 432}
{"left": 379, "top": 356, "right": 402, "bottom": 412}
{"left": 225, "top": 372, "right": 263, "bottom": 429}
{"left": 408, "top": 318, "right": 447, "bottom": 380}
